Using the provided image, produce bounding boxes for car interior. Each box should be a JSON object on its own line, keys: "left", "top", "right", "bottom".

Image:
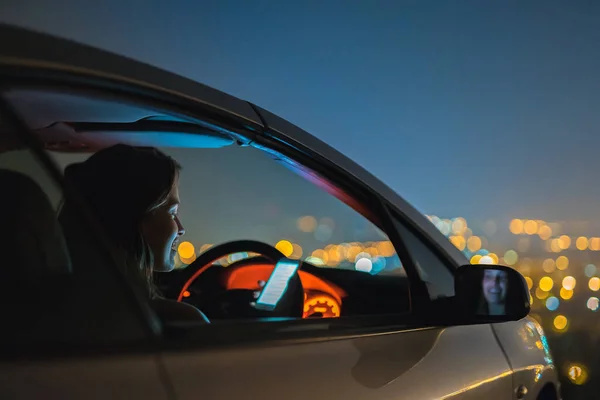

{"left": 0, "top": 87, "right": 412, "bottom": 330}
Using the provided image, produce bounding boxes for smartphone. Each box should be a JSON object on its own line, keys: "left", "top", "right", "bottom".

{"left": 255, "top": 259, "right": 301, "bottom": 311}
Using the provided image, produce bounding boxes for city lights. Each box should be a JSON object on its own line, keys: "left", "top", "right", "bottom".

{"left": 275, "top": 240, "right": 294, "bottom": 257}
{"left": 560, "top": 288, "right": 573, "bottom": 300}
{"left": 567, "top": 364, "right": 589, "bottom": 385}
{"left": 418, "top": 214, "right": 600, "bottom": 386}
{"left": 539, "top": 276, "right": 554, "bottom": 292}
{"left": 556, "top": 256, "right": 569, "bottom": 270}
{"left": 178, "top": 241, "right": 195, "bottom": 259}
{"left": 562, "top": 276, "right": 576, "bottom": 291}
{"left": 553, "top": 315, "right": 568, "bottom": 331}
{"left": 510, "top": 219, "right": 524, "bottom": 234}
{"left": 587, "top": 297, "right": 599, "bottom": 312}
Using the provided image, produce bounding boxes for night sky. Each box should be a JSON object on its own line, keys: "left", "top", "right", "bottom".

{"left": 2, "top": 0, "right": 600, "bottom": 224}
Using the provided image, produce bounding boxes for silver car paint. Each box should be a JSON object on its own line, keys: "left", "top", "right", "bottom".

{"left": 0, "top": 355, "right": 169, "bottom": 400}
{"left": 0, "top": 23, "right": 559, "bottom": 399}
{"left": 163, "top": 325, "right": 512, "bottom": 400}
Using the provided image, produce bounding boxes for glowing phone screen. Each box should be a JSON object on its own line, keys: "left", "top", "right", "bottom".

{"left": 255, "top": 259, "right": 300, "bottom": 311}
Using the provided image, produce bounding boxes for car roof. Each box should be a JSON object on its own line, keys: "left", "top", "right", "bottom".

{"left": 0, "top": 23, "right": 468, "bottom": 267}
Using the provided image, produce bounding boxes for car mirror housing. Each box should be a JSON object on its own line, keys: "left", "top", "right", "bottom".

{"left": 454, "top": 264, "right": 531, "bottom": 323}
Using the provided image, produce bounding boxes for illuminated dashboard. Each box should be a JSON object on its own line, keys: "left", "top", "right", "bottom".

{"left": 223, "top": 263, "right": 346, "bottom": 319}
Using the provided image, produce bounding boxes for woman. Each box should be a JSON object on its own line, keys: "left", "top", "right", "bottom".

{"left": 61, "top": 144, "right": 209, "bottom": 323}
{"left": 480, "top": 269, "right": 508, "bottom": 315}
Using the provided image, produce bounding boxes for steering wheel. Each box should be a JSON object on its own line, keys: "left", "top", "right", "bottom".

{"left": 169, "top": 240, "right": 304, "bottom": 319}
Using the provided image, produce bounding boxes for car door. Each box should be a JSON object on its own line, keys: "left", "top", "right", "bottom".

{"left": 0, "top": 101, "right": 171, "bottom": 399}
{"left": 154, "top": 110, "right": 514, "bottom": 399}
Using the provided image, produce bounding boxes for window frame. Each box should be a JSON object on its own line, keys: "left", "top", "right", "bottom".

{"left": 0, "top": 70, "right": 460, "bottom": 357}
{"left": 386, "top": 206, "right": 460, "bottom": 301}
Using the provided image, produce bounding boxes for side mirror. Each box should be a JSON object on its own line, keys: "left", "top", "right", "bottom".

{"left": 454, "top": 264, "right": 530, "bottom": 322}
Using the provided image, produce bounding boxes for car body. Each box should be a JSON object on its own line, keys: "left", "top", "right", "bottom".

{"left": 0, "top": 23, "right": 560, "bottom": 400}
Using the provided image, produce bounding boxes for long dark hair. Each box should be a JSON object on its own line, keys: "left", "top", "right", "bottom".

{"left": 61, "top": 144, "right": 181, "bottom": 298}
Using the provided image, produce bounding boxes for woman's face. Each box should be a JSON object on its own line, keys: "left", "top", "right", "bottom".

{"left": 141, "top": 179, "right": 185, "bottom": 272}
{"left": 482, "top": 269, "right": 508, "bottom": 305}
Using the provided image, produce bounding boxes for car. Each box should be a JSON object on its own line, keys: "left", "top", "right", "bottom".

{"left": 0, "top": 23, "right": 560, "bottom": 400}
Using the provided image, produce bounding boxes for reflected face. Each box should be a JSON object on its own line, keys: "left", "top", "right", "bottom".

{"left": 482, "top": 269, "right": 508, "bottom": 305}
{"left": 141, "top": 179, "right": 185, "bottom": 272}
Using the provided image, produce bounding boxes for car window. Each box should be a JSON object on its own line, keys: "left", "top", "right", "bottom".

{"left": 163, "top": 145, "right": 412, "bottom": 319}
{"left": 53, "top": 143, "right": 411, "bottom": 319}
{"left": 392, "top": 215, "right": 455, "bottom": 299}
{"left": 0, "top": 92, "right": 158, "bottom": 350}
{"left": 13, "top": 87, "right": 413, "bottom": 322}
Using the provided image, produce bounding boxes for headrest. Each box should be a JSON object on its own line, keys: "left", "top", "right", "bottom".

{"left": 0, "top": 169, "right": 72, "bottom": 283}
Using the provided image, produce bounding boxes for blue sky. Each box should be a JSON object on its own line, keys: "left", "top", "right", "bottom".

{"left": 2, "top": 0, "right": 600, "bottom": 224}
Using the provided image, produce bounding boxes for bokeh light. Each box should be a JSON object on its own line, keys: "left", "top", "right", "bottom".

{"left": 314, "top": 224, "right": 333, "bottom": 242}
{"left": 290, "top": 243, "right": 303, "bottom": 259}
{"left": 542, "top": 258, "right": 556, "bottom": 273}
{"left": 524, "top": 276, "right": 533, "bottom": 290}
{"left": 451, "top": 218, "right": 467, "bottom": 235}
{"left": 539, "top": 276, "right": 554, "bottom": 292}
{"left": 524, "top": 220, "right": 538, "bottom": 235}
{"left": 275, "top": 240, "right": 294, "bottom": 257}
{"left": 467, "top": 236, "right": 482, "bottom": 252}
{"left": 376, "top": 241, "right": 395, "bottom": 257}
{"left": 546, "top": 296, "right": 559, "bottom": 311}
{"left": 553, "top": 315, "right": 568, "bottom": 331}
{"left": 562, "top": 276, "right": 576, "bottom": 291}
{"left": 587, "top": 297, "right": 599, "bottom": 311}
{"left": 576, "top": 236, "right": 589, "bottom": 250}
{"left": 326, "top": 246, "right": 343, "bottom": 267}
{"left": 588, "top": 277, "right": 600, "bottom": 291}
{"left": 509, "top": 219, "right": 524, "bottom": 234}
{"left": 320, "top": 217, "right": 336, "bottom": 229}
{"left": 504, "top": 250, "right": 518, "bottom": 266}
{"left": 303, "top": 256, "right": 323, "bottom": 266}
{"left": 470, "top": 254, "right": 482, "bottom": 264}
{"left": 550, "top": 239, "right": 562, "bottom": 253}
{"left": 479, "top": 255, "right": 494, "bottom": 265}
{"left": 536, "top": 287, "right": 550, "bottom": 300}
{"left": 355, "top": 257, "right": 373, "bottom": 273}
{"left": 585, "top": 264, "right": 597, "bottom": 278}
{"left": 178, "top": 241, "right": 195, "bottom": 259}
{"left": 556, "top": 256, "right": 569, "bottom": 270}
{"left": 297, "top": 215, "right": 317, "bottom": 232}
{"left": 311, "top": 249, "right": 328, "bottom": 264}
{"left": 558, "top": 235, "right": 571, "bottom": 250}
{"left": 450, "top": 235, "right": 466, "bottom": 251}
{"left": 560, "top": 288, "right": 574, "bottom": 300}
{"left": 538, "top": 225, "right": 552, "bottom": 240}
{"left": 567, "top": 364, "right": 589, "bottom": 385}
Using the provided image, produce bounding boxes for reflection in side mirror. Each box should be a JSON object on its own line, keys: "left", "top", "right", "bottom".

{"left": 455, "top": 264, "right": 530, "bottom": 322}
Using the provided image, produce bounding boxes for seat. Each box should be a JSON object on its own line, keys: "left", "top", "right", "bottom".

{"left": 0, "top": 169, "right": 72, "bottom": 341}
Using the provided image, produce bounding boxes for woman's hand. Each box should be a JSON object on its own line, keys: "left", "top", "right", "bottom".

{"left": 249, "top": 280, "right": 266, "bottom": 308}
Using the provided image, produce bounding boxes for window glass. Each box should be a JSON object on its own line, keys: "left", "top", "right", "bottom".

{"left": 18, "top": 88, "right": 411, "bottom": 321}
{"left": 393, "top": 217, "right": 455, "bottom": 299}
{"left": 52, "top": 144, "right": 410, "bottom": 319}
{"left": 0, "top": 92, "right": 155, "bottom": 349}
